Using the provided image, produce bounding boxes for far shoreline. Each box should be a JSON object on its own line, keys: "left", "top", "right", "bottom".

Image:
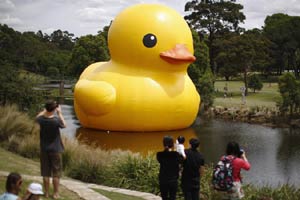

{"left": 201, "top": 105, "right": 300, "bottom": 129}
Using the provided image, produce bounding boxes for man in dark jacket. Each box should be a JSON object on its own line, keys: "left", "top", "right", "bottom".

{"left": 157, "top": 136, "right": 181, "bottom": 200}
{"left": 181, "top": 138, "right": 205, "bottom": 200}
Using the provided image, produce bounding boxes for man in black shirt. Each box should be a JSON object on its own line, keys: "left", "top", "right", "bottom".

{"left": 181, "top": 138, "right": 205, "bottom": 200}
{"left": 36, "top": 100, "right": 66, "bottom": 199}
{"left": 157, "top": 136, "right": 181, "bottom": 200}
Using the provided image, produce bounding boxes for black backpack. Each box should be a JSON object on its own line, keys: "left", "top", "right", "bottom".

{"left": 212, "top": 156, "right": 235, "bottom": 191}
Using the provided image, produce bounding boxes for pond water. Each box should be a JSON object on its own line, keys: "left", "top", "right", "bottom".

{"left": 61, "top": 104, "right": 300, "bottom": 187}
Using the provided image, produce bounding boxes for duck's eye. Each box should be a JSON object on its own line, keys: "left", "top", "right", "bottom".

{"left": 143, "top": 33, "right": 157, "bottom": 48}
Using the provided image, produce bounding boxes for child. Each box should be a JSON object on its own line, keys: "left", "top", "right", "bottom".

{"left": 23, "top": 183, "right": 43, "bottom": 200}
{"left": 176, "top": 136, "right": 186, "bottom": 159}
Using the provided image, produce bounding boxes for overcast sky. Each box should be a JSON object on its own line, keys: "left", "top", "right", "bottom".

{"left": 1, "top": 0, "right": 300, "bottom": 37}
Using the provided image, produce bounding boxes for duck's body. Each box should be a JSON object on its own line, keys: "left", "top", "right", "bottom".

{"left": 74, "top": 4, "right": 200, "bottom": 131}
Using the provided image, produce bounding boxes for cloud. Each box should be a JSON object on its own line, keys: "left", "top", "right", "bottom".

{"left": 1, "top": 0, "right": 300, "bottom": 37}
{"left": 0, "top": 0, "right": 15, "bottom": 12}
{"left": 0, "top": 14, "right": 22, "bottom": 26}
{"left": 237, "top": 0, "right": 300, "bottom": 29}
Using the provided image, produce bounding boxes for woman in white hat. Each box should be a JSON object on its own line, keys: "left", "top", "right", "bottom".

{"left": 23, "top": 183, "right": 43, "bottom": 200}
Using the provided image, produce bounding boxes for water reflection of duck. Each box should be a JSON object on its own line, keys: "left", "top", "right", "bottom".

{"left": 74, "top": 4, "right": 200, "bottom": 132}
{"left": 76, "top": 127, "right": 197, "bottom": 155}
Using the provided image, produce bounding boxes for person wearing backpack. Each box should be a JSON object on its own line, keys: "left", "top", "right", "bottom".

{"left": 181, "top": 138, "right": 205, "bottom": 200}
{"left": 213, "top": 141, "right": 251, "bottom": 199}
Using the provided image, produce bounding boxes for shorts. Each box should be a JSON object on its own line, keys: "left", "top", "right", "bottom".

{"left": 40, "top": 151, "right": 62, "bottom": 177}
{"left": 223, "top": 181, "right": 245, "bottom": 200}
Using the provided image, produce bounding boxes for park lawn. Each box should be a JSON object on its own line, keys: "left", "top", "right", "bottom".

{"left": 94, "top": 188, "right": 144, "bottom": 200}
{"left": 0, "top": 148, "right": 81, "bottom": 200}
{"left": 0, "top": 148, "right": 40, "bottom": 176}
{"left": 0, "top": 147, "right": 148, "bottom": 200}
{"left": 214, "top": 81, "right": 280, "bottom": 108}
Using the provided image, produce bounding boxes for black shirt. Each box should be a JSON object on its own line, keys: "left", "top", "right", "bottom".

{"left": 157, "top": 150, "right": 181, "bottom": 184}
{"left": 36, "top": 115, "right": 64, "bottom": 153}
{"left": 181, "top": 148, "right": 205, "bottom": 189}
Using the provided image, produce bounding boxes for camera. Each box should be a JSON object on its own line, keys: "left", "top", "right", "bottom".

{"left": 238, "top": 148, "right": 244, "bottom": 157}
{"left": 54, "top": 101, "right": 59, "bottom": 108}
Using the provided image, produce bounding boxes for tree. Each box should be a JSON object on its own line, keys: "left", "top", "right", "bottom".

{"left": 50, "top": 29, "right": 75, "bottom": 50}
{"left": 215, "top": 30, "right": 271, "bottom": 95}
{"left": 0, "top": 24, "right": 22, "bottom": 65}
{"left": 198, "top": 69, "right": 215, "bottom": 110}
{"left": 278, "top": 73, "right": 300, "bottom": 115}
{"left": 186, "top": 28, "right": 214, "bottom": 110}
{"left": 264, "top": 14, "right": 300, "bottom": 77}
{"left": 188, "top": 29, "right": 210, "bottom": 84}
{"left": 248, "top": 74, "right": 263, "bottom": 93}
{"left": 69, "top": 34, "right": 109, "bottom": 77}
{"left": 0, "top": 60, "right": 43, "bottom": 112}
{"left": 184, "top": 0, "right": 245, "bottom": 74}
{"left": 39, "top": 50, "right": 70, "bottom": 78}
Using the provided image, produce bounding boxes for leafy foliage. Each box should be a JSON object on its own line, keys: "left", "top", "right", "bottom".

{"left": 278, "top": 73, "right": 300, "bottom": 115}
{"left": 248, "top": 74, "right": 263, "bottom": 93}
{"left": 264, "top": 14, "right": 300, "bottom": 77}
{"left": 215, "top": 30, "right": 271, "bottom": 94}
{"left": 187, "top": 29, "right": 214, "bottom": 110}
{"left": 198, "top": 69, "right": 215, "bottom": 110}
{"left": 188, "top": 29, "right": 210, "bottom": 83}
{"left": 69, "top": 34, "right": 110, "bottom": 76}
{"left": 0, "top": 61, "right": 43, "bottom": 112}
{"left": 184, "top": 0, "right": 245, "bottom": 73}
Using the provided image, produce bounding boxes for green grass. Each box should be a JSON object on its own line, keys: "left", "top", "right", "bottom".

{"left": 0, "top": 148, "right": 40, "bottom": 176}
{"left": 0, "top": 148, "right": 81, "bottom": 200}
{"left": 94, "top": 188, "right": 144, "bottom": 200}
{"left": 214, "top": 81, "right": 280, "bottom": 108}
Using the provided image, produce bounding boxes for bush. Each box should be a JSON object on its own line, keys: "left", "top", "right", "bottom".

{"left": 248, "top": 74, "right": 263, "bottom": 93}
{"left": 107, "top": 154, "right": 160, "bottom": 194}
{"left": 0, "top": 105, "right": 36, "bottom": 143}
{"left": 197, "top": 69, "right": 215, "bottom": 110}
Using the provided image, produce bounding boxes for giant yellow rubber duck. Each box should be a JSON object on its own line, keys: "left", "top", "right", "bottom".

{"left": 74, "top": 4, "right": 200, "bottom": 131}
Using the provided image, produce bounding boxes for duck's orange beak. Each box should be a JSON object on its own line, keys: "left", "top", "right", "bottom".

{"left": 160, "top": 44, "right": 196, "bottom": 64}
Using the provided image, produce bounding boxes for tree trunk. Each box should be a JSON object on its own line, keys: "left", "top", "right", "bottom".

{"left": 243, "top": 67, "right": 248, "bottom": 96}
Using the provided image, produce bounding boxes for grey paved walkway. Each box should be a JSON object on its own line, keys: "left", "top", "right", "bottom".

{"left": 0, "top": 171, "right": 161, "bottom": 200}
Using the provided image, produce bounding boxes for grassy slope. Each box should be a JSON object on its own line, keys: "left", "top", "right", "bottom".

{"left": 0, "top": 148, "right": 81, "bottom": 200}
{"left": 0, "top": 148, "right": 150, "bottom": 200}
{"left": 0, "top": 148, "right": 40, "bottom": 176}
{"left": 214, "top": 81, "right": 280, "bottom": 108}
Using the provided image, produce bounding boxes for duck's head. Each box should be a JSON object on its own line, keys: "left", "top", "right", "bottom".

{"left": 108, "top": 4, "right": 196, "bottom": 72}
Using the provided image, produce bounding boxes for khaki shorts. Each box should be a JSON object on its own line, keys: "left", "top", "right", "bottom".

{"left": 222, "top": 181, "right": 245, "bottom": 200}
{"left": 40, "top": 152, "right": 62, "bottom": 177}
{"left": 227, "top": 182, "right": 245, "bottom": 200}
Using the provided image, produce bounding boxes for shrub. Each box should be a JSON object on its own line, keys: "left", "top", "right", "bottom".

{"left": 0, "top": 105, "right": 36, "bottom": 143}
{"left": 107, "top": 153, "right": 160, "bottom": 194}
{"left": 248, "top": 74, "right": 263, "bottom": 93}
{"left": 13, "top": 130, "right": 40, "bottom": 158}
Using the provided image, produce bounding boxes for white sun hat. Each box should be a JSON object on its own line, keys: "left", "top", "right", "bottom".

{"left": 28, "top": 183, "right": 44, "bottom": 195}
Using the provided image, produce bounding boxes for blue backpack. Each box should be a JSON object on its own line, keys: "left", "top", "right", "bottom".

{"left": 212, "top": 156, "right": 235, "bottom": 191}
